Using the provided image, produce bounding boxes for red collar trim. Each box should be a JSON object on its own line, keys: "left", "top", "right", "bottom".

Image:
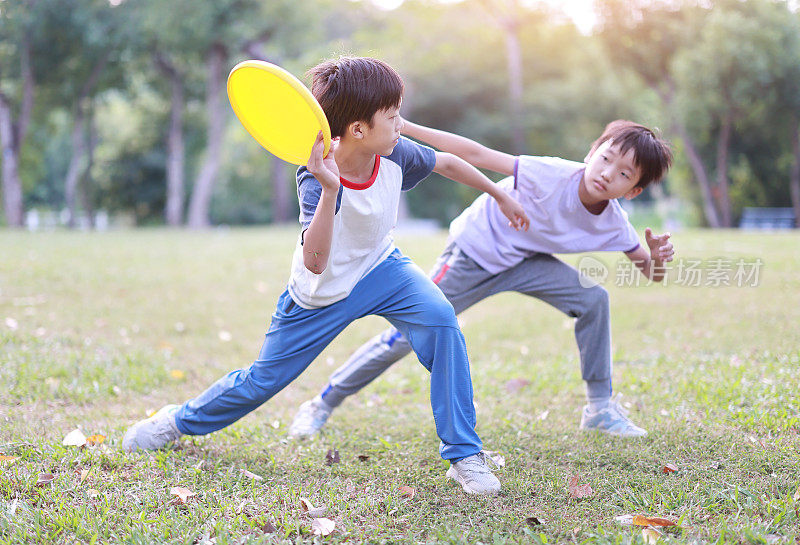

{"left": 340, "top": 156, "right": 380, "bottom": 190}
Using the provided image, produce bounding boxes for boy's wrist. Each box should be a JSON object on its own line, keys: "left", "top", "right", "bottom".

{"left": 488, "top": 185, "right": 507, "bottom": 202}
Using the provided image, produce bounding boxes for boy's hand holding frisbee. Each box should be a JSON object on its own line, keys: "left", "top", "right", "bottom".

{"left": 307, "top": 132, "right": 340, "bottom": 193}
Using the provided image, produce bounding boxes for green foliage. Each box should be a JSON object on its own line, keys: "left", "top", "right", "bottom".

{"left": 2, "top": 0, "right": 799, "bottom": 226}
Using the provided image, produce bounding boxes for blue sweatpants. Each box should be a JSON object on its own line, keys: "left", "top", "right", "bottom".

{"left": 174, "top": 249, "right": 482, "bottom": 461}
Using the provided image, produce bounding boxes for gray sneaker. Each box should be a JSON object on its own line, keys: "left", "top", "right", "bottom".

{"left": 445, "top": 451, "right": 501, "bottom": 495}
{"left": 288, "top": 396, "right": 333, "bottom": 438}
{"left": 580, "top": 400, "right": 647, "bottom": 437}
{"left": 122, "top": 404, "right": 183, "bottom": 452}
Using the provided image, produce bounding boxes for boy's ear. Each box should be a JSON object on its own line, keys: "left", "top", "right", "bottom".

{"left": 347, "top": 120, "right": 365, "bottom": 140}
{"left": 623, "top": 186, "right": 643, "bottom": 200}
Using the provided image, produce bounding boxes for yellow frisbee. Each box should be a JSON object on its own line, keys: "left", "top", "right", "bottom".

{"left": 227, "top": 60, "right": 331, "bottom": 165}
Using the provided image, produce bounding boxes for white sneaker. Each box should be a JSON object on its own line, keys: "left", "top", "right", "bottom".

{"left": 122, "top": 405, "right": 183, "bottom": 452}
{"left": 580, "top": 399, "right": 648, "bottom": 437}
{"left": 445, "top": 451, "right": 501, "bottom": 495}
{"left": 288, "top": 396, "right": 333, "bottom": 438}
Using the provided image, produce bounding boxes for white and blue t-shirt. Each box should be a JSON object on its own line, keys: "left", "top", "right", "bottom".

{"left": 287, "top": 136, "right": 436, "bottom": 308}
{"left": 450, "top": 155, "right": 641, "bottom": 274}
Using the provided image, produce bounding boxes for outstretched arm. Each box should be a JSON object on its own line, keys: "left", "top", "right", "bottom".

{"left": 625, "top": 228, "right": 674, "bottom": 282}
{"left": 403, "top": 120, "right": 517, "bottom": 175}
{"left": 433, "top": 152, "right": 529, "bottom": 231}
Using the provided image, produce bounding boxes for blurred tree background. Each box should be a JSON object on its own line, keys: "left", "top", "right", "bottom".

{"left": 1, "top": 0, "right": 798, "bottom": 229}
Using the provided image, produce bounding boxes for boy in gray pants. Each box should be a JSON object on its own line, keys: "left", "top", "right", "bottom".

{"left": 290, "top": 119, "right": 674, "bottom": 438}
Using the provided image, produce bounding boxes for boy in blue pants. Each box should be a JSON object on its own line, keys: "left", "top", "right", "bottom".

{"left": 290, "top": 119, "right": 674, "bottom": 439}
{"left": 122, "top": 57, "right": 530, "bottom": 495}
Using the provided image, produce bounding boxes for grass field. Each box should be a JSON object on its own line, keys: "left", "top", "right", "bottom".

{"left": 1, "top": 227, "right": 799, "bottom": 544}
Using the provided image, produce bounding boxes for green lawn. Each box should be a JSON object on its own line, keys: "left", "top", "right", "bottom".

{"left": 1, "top": 227, "right": 798, "bottom": 544}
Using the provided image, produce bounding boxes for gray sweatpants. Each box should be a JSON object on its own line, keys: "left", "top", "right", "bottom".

{"left": 320, "top": 241, "right": 612, "bottom": 408}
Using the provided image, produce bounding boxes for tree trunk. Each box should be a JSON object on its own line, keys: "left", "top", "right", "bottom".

{"left": 64, "top": 106, "right": 87, "bottom": 228}
{"left": 671, "top": 119, "right": 722, "bottom": 228}
{"left": 478, "top": 0, "right": 525, "bottom": 155}
{"left": 715, "top": 113, "right": 733, "bottom": 228}
{"left": 271, "top": 158, "right": 292, "bottom": 223}
{"left": 657, "top": 83, "right": 721, "bottom": 228}
{"left": 18, "top": 34, "right": 33, "bottom": 145}
{"left": 187, "top": 44, "right": 226, "bottom": 229}
{"left": 155, "top": 53, "right": 186, "bottom": 227}
{"left": 0, "top": 36, "right": 34, "bottom": 228}
{"left": 64, "top": 55, "right": 108, "bottom": 228}
{"left": 503, "top": 18, "right": 525, "bottom": 155}
{"left": 80, "top": 104, "right": 97, "bottom": 228}
{"left": 0, "top": 94, "right": 25, "bottom": 227}
{"left": 790, "top": 120, "right": 800, "bottom": 228}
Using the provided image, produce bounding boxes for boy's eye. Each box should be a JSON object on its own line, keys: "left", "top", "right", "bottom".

{"left": 621, "top": 172, "right": 629, "bottom": 178}
{"left": 601, "top": 155, "right": 608, "bottom": 161}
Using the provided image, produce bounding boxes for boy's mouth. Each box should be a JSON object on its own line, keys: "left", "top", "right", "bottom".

{"left": 592, "top": 180, "right": 607, "bottom": 192}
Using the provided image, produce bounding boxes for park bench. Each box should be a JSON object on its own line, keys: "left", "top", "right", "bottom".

{"left": 739, "top": 207, "right": 796, "bottom": 229}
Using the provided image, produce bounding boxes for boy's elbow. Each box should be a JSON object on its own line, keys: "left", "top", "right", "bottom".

{"left": 304, "top": 256, "right": 327, "bottom": 275}
{"left": 434, "top": 152, "right": 455, "bottom": 176}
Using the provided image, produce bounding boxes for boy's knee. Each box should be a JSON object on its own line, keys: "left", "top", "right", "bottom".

{"left": 584, "top": 285, "right": 609, "bottom": 311}
{"left": 423, "top": 295, "right": 458, "bottom": 327}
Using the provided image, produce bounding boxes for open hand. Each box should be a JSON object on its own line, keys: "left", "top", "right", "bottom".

{"left": 498, "top": 193, "right": 530, "bottom": 232}
{"left": 307, "top": 132, "right": 340, "bottom": 192}
{"left": 645, "top": 227, "right": 674, "bottom": 262}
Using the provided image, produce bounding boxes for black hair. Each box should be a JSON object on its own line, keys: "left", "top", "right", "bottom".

{"left": 589, "top": 120, "right": 673, "bottom": 188}
{"left": 308, "top": 57, "right": 404, "bottom": 138}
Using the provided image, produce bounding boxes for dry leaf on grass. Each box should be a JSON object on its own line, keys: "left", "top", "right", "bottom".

{"left": 169, "top": 369, "right": 185, "bottom": 380}
{"left": 325, "top": 449, "right": 340, "bottom": 466}
{"left": 526, "top": 516, "right": 543, "bottom": 526}
{"left": 85, "top": 434, "right": 105, "bottom": 446}
{"left": 63, "top": 429, "right": 87, "bottom": 447}
{"left": 307, "top": 506, "right": 328, "bottom": 517}
{"left": 616, "top": 514, "right": 676, "bottom": 527}
{"left": 662, "top": 463, "right": 678, "bottom": 474}
{"left": 0, "top": 455, "right": 19, "bottom": 464}
{"left": 642, "top": 528, "right": 661, "bottom": 544}
{"left": 632, "top": 515, "right": 676, "bottom": 527}
{"left": 311, "top": 517, "right": 335, "bottom": 536}
{"left": 504, "top": 378, "right": 530, "bottom": 394}
{"left": 615, "top": 514, "right": 635, "bottom": 525}
{"left": 398, "top": 485, "right": 415, "bottom": 499}
{"left": 483, "top": 450, "right": 506, "bottom": 468}
{"left": 78, "top": 469, "right": 91, "bottom": 484}
{"left": 260, "top": 521, "right": 277, "bottom": 534}
{"left": 36, "top": 473, "right": 55, "bottom": 487}
{"left": 794, "top": 489, "right": 800, "bottom": 502}
{"left": 63, "top": 429, "right": 105, "bottom": 448}
{"left": 86, "top": 489, "right": 100, "bottom": 499}
{"left": 642, "top": 527, "right": 662, "bottom": 544}
{"left": 568, "top": 474, "right": 593, "bottom": 499}
{"left": 170, "top": 486, "right": 196, "bottom": 504}
{"left": 299, "top": 497, "right": 327, "bottom": 517}
{"left": 357, "top": 454, "right": 370, "bottom": 462}
{"left": 240, "top": 469, "right": 263, "bottom": 481}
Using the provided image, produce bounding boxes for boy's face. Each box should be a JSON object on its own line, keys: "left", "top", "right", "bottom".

{"left": 348, "top": 102, "right": 404, "bottom": 155}
{"left": 583, "top": 140, "right": 643, "bottom": 201}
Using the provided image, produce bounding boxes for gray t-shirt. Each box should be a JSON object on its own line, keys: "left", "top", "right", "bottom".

{"left": 450, "top": 155, "right": 640, "bottom": 274}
